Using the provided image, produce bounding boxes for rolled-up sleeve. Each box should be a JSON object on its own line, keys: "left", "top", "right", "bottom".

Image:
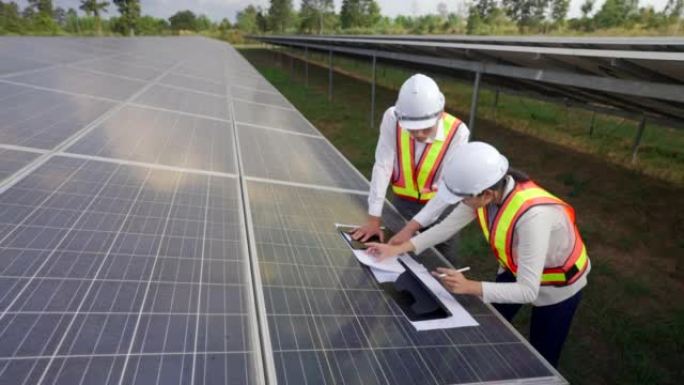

{"left": 368, "top": 108, "right": 397, "bottom": 217}
{"left": 410, "top": 203, "right": 476, "bottom": 254}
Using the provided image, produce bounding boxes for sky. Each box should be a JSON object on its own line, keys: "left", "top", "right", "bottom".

{"left": 36, "top": 0, "right": 672, "bottom": 23}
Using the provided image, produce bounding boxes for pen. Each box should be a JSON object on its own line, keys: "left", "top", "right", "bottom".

{"left": 438, "top": 266, "right": 471, "bottom": 278}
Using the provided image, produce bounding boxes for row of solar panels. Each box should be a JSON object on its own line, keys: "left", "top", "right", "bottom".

{"left": 0, "top": 37, "right": 565, "bottom": 385}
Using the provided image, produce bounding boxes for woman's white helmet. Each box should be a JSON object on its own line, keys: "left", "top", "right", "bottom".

{"left": 394, "top": 74, "right": 445, "bottom": 130}
{"left": 436, "top": 142, "right": 510, "bottom": 204}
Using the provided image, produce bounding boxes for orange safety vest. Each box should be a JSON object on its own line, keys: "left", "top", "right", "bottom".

{"left": 476, "top": 180, "right": 590, "bottom": 286}
{"left": 391, "top": 113, "right": 461, "bottom": 203}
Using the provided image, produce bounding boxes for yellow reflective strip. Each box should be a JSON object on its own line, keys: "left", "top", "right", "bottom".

{"left": 393, "top": 129, "right": 419, "bottom": 198}
{"left": 416, "top": 141, "right": 443, "bottom": 191}
{"left": 575, "top": 245, "right": 589, "bottom": 269}
{"left": 416, "top": 116, "right": 454, "bottom": 192}
{"left": 541, "top": 272, "right": 566, "bottom": 282}
{"left": 494, "top": 188, "right": 563, "bottom": 267}
{"left": 477, "top": 208, "right": 490, "bottom": 242}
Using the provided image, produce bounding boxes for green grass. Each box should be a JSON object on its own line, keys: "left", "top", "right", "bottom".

{"left": 239, "top": 46, "right": 684, "bottom": 385}
{"left": 272, "top": 46, "right": 684, "bottom": 186}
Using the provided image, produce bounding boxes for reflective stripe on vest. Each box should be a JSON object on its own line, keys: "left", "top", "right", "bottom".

{"left": 391, "top": 113, "right": 461, "bottom": 203}
{"left": 476, "top": 181, "right": 590, "bottom": 286}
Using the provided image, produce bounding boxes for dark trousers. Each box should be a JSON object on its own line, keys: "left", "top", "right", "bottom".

{"left": 391, "top": 195, "right": 459, "bottom": 266}
{"left": 492, "top": 270, "right": 583, "bottom": 368}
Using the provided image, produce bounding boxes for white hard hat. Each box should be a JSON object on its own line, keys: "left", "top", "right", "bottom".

{"left": 436, "top": 142, "right": 509, "bottom": 204}
{"left": 394, "top": 74, "right": 445, "bottom": 130}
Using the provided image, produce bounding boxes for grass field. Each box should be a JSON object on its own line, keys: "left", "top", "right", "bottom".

{"left": 238, "top": 46, "right": 684, "bottom": 385}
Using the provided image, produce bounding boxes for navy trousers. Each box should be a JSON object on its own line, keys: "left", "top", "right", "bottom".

{"left": 492, "top": 270, "right": 583, "bottom": 368}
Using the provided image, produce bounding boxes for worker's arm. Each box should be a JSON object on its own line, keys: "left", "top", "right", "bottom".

{"left": 410, "top": 203, "right": 476, "bottom": 254}
{"left": 480, "top": 207, "right": 553, "bottom": 304}
{"left": 353, "top": 108, "right": 396, "bottom": 242}
{"left": 367, "top": 204, "right": 474, "bottom": 259}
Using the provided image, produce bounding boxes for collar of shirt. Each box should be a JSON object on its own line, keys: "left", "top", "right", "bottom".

{"left": 414, "top": 117, "right": 445, "bottom": 144}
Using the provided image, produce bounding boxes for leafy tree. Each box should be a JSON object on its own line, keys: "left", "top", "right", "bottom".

{"left": 299, "top": 0, "right": 334, "bottom": 34}
{"left": 664, "top": 0, "right": 683, "bottom": 20}
{"left": 137, "top": 15, "right": 168, "bottom": 35}
{"left": 340, "top": 0, "right": 380, "bottom": 29}
{"left": 502, "top": 0, "right": 551, "bottom": 31}
{"left": 0, "top": 1, "right": 25, "bottom": 33}
{"left": 268, "top": 0, "right": 293, "bottom": 32}
{"left": 79, "top": 0, "right": 109, "bottom": 35}
{"left": 112, "top": 0, "right": 139, "bottom": 36}
{"left": 27, "top": 0, "right": 53, "bottom": 17}
{"left": 195, "top": 14, "right": 212, "bottom": 31}
{"left": 551, "top": 0, "right": 569, "bottom": 24}
{"left": 169, "top": 10, "right": 197, "bottom": 31}
{"left": 474, "top": 0, "right": 499, "bottom": 19}
{"left": 581, "top": 0, "right": 595, "bottom": 17}
{"left": 594, "top": 0, "right": 639, "bottom": 29}
{"left": 53, "top": 6, "right": 66, "bottom": 26}
{"left": 236, "top": 5, "right": 258, "bottom": 33}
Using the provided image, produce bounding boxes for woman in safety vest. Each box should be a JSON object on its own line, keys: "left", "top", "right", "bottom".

{"left": 367, "top": 142, "right": 590, "bottom": 368}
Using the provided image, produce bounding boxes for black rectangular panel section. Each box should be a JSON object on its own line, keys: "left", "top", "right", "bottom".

{"left": 237, "top": 124, "right": 367, "bottom": 190}
{"left": 66, "top": 105, "right": 236, "bottom": 174}
{"left": 246, "top": 180, "right": 557, "bottom": 385}
{"left": 0, "top": 157, "right": 259, "bottom": 385}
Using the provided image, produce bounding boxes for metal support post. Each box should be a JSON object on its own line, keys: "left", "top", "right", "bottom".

{"left": 304, "top": 47, "right": 309, "bottom": 87}
{"left": 469, "top": 71, "right": 482, "bottom": 134}
{"left": 328, "top": 50, "right": 333, "bottom": 102}
{"left": 492, "top": 89, "right": 500, "bottom": 123}
{"left": 631, "top": 116, "right": 647, "bottom": 163}
{"left": 371, "top": 55, "right": 377, "bottom": 129}
{"left": 589, "top": 112, "right": 596, "bottom": 136}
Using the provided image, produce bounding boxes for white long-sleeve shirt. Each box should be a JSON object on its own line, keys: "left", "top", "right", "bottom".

{"left": 410, "top": 176, "right": 590, "bottom": 307}
{"left": 368, "top": 107, "right": 470, "bottom": 221}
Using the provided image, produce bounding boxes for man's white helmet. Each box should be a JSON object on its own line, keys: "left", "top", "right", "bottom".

{"left": 394, "top": 74, "right": 445, "bottom": 130}
{"left": 436, "top": 142, "right": 510, "bottom": 204}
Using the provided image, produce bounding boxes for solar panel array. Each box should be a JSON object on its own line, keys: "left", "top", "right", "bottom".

{"left": 0, "top": 37, "right": 566, "bottom": 385}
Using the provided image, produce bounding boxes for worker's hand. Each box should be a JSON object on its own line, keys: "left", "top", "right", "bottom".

{"left": 388, "top": 219, "right": 421, "bottom": 245}
{"left": 366, "top": 242, "right": 403, "bottom": 261}
{"left": 431, "top": 267, "right": 482, "bottom": 296}
{"left": 351, "top": 216, "right": 384, "bottom": 242}
{"left": 388, "top": 227, "right": 415, "bottom": 245}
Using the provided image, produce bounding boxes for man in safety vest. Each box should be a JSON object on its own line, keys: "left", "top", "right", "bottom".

{"left": 366, "top": 142, "right": 590, "bottom": 367}
{"left": 351, "top": 74, "right": 470, "bottom": 263}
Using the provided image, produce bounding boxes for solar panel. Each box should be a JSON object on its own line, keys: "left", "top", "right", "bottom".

{"left": 0, "top": 36, "right": 566, "bottom": 385}
{"left": 6, "top": 66, "right": 146, "bottom": 101}
{"left": 237, "top": 124, "right": 367, "bottom": 190}
{"left": 66, "top": 106, "right": 236, "bottom": 174}
{"left": 233, "top": 100, "right": 320, "bottom": 135}
{"left": 133, "top": 85, "right": 229, "bottom": 120}
{"left": 0, "top": 84, "right": 114, "bottom": 149}
{"left": 0, "top": 149, "right": 41, "bottom": 182}
{"left": 245, "top": 181, "right": 557, "bottom": 385}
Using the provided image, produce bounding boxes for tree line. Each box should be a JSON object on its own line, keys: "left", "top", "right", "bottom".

{"left": 1, "top": 0, "right": 682, "bottom": 37}
{"left": 241, "top": 0, "right": 683, "bottom": 35}
{"left": 0, "top": 0, "right": 232, "bottom": 36}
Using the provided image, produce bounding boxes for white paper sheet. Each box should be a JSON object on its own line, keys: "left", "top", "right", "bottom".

{"left": 399, "top": 255, "right": 479, "bottom": 330}
{"left": 336, "top": 223, "right": 478, "bottom": 330}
